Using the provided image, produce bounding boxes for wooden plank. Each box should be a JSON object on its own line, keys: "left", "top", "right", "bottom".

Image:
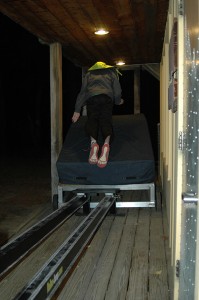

{"left": 0, "top": 202, "right": 52, "bottom": 244}
{"left": 0, "top": 1, "right": 53, "bottom": 43}
{"left": 57, "top": 216, "right": 114, "bottom": 300}
{"left": 0, "top": 156, "right": 51, "bottom": 244}
{"left": 12, "top": 202, "right": 53, "bottom": 238}
{"left": 50, "top": 42, "right": 63, "bottom": 198}
{"left": 0, "top": 204, "right": 43, "bottom": 241}
{"left": 105, "top": 209, "right": 139, "bottom": 300}
{"left": 41, "top": 0, "right": 100, "bottom": 60}
{"left": 126, "top": 209, "right": 150, "bottom": 300}
{"left": 121, "top": 190, "right": 145, "bottom": 203}
{"left": 0, "top": 215, "right": 84, "bottom": 300}
{"left": 83, "top": 212, "right": 127, "bottom": 300}
{"left": 148, "top": 210, "right": 169, "bottom": 300}
{"left": 162, "top": 202, "right": 173, "bottom": 298}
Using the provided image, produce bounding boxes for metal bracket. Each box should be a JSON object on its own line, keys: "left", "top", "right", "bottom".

{"left": 178, "top": 131, "right": 186, "bottom": 150}
{"left": 182, "top": 192, "right": 198, "bottom": 204}
{"left": 178, "top": 0, "right": 184, "bottom": 15}
{"left": 176, "top": 260, "right": 180, "bottom": 277}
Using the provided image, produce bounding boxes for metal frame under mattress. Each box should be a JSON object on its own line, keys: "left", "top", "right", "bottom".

{"left": 56, "top": 114, "right": 156, "bottom": 208}
{"left": 57, "top": 182, "right": 155, "bottom": 208}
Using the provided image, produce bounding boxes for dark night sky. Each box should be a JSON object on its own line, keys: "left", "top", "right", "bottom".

{"left": 0, "top": 13, "right": 82, "bottom": 156}
{"left": 0, "top": 13, "right": 50, "bottom": 155}
{"left": 0, "top": 13, "right": 159, "bottom": 160}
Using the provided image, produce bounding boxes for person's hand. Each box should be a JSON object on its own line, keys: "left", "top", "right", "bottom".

{"left": 72, "top": 112, "right": 80, "bottom": 123}
{"left": 119, "top": 98, "right": 124, "bottom": 105}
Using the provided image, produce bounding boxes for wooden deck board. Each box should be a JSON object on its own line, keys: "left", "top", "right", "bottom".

{"left": 105, "top": 209, "right": 139, "bottom": 300}
{"left": 0, "top": 191, "right": 171, "bottom": 300}
{"left": 83, "top": 212, "right": 127, "bottom": 300}
{"left": 56, "top": 216, "right": 114, "bottom": 300}
{"left": 148, "top": 210, "right": 169, "bottom": 300}
{"left": 126, "top": 209, "right": 150, "bottom": 300}
{"left": 0, "top": 156, "right": 51, "bottom": 245}
{"left": 162, "top": 201, "right": 173, "bottom": 299}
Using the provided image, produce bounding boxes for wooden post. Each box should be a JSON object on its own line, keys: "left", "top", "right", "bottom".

{"left": 50, "top": 43, "right": 63, "bottom": 199}
{"left": 134, "top": 68, "right": 140, "bottom": 114}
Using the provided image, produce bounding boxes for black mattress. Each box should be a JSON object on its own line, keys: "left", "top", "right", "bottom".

{"left": 56, "top": 114, "right": 155, "bottom": 185}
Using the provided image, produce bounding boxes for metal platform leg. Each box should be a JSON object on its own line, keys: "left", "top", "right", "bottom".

{"left": 58, "top": 185, "right": 64, "bottom": 207}
{"left": 149, "top": 183, "right": 155, "bottom": 204}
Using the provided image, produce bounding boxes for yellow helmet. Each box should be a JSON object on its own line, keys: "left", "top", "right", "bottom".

{"left": 88, "top": 61, "right": 114, "bottom": 71}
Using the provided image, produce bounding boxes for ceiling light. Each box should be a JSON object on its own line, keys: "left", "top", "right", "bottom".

{"left": 94, "top": 29, "right": 109, "bottom": 35}
{"left": 116, "top": 61, "right": 125, "bottom": 66}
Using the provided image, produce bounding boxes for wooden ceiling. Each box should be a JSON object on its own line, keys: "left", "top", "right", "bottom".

{"left": 0, "top": 0, "right": 169, "bottom": 68}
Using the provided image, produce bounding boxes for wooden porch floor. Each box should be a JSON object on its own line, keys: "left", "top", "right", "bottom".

{"left": 56, "top": 199, "right": 171, "bottom": 300}
{"left": 0, "top": 157, "right": 172, "bottom": 299}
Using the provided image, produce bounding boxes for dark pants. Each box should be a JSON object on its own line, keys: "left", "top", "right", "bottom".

{"left": 85, "top": 94, "right": 113, "bottom": 141}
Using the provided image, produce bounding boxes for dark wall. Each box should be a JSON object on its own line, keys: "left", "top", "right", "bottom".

{"left": 140, "top": 70, "right": 160, "bottom": 162}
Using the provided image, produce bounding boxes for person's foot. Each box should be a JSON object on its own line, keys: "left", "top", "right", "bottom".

{"left": 97, "top": 143, "right": 110, "bottom": 168}
{"left": 88, "top": 143, "right": 99, "bottom": 164}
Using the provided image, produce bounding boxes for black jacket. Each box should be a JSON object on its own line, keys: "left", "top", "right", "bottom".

{"left": 74, "top": 68, "right": 122, "bottom": 113}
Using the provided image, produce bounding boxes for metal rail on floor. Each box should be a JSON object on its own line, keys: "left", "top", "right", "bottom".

{"left": 0, "top": 194, "right": 89, "bottom": 276}
{"left": 14, "top": 194, "right": 116, "bottom": 300}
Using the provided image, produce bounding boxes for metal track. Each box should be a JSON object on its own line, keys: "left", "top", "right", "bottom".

{"left": 0, "top": 194, "right": 88, "bottom": 276}
{"left": 14, "top": 195, "right": 115, "bottom": 300}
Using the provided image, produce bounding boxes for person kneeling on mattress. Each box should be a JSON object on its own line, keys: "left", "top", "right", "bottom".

{"left": 72, "top": 61, "right": 124, "bottom": 168}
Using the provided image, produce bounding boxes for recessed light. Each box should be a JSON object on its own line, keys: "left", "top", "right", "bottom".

{"left": 116, "top": 61, "right": 125, "bottom": 66}
{"left": 94, "top": 29, "right": 109, "bottom": 35}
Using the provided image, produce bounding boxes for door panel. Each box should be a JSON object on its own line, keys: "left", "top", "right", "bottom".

{"left": 179, "top": 1, "right": 199, "bottom": 298}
